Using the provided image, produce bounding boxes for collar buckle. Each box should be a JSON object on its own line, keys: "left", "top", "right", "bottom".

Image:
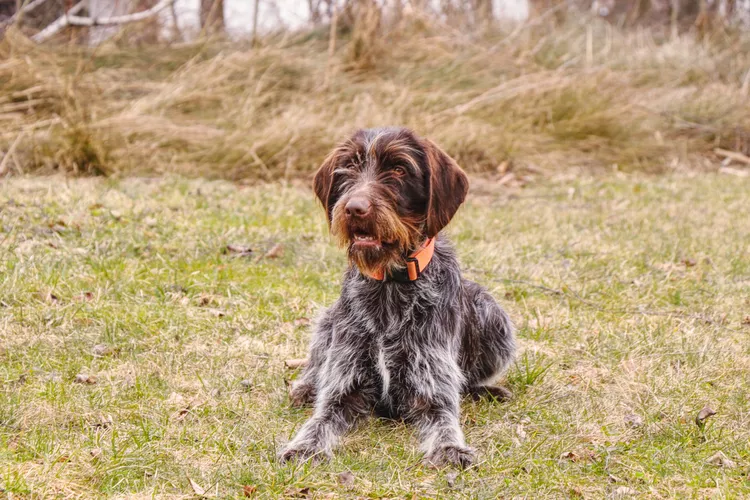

{"left": 405, "top": 256, "right": 421, "bottom": 281}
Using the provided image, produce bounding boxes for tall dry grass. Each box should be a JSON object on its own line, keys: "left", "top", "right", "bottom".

{"left": 1, "top": 12, "right": 749, "bottom": 180}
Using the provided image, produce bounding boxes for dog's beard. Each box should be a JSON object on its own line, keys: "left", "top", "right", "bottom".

{"left": 330, "top": 202, "right": 422, "bottom": 276}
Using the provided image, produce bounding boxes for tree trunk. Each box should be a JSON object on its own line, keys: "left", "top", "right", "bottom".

{"left": 200, "top": 0, "right": 224, "bottom": 34}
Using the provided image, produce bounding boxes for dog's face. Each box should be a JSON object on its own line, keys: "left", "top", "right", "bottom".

{"left": 313, "top": 128, "right": 469, "bottom": 275}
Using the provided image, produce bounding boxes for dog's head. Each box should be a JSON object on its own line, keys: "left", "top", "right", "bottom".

{"left": 313, "top": 128, "right": 468, "bottom": 275}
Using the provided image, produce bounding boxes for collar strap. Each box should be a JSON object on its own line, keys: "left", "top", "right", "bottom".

{"left": 366, "top": 238, "right": 435, "bottom": 282}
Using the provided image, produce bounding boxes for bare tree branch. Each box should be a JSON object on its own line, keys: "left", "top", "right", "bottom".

{"left": 251, "top": 0, "right": 260, "bottom": 44}
{"left": 32, "top": 0, "right": 175, "bottom": 42}
{"left": 31, "top": 1, "right": 85, "bottom": 42}
{"left": 1, "top": 0, "right": 51, "bottom": 30}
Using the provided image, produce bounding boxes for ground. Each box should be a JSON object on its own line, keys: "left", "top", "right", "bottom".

{"left": 0, "top": 174, "right": 748, "bottom": 498}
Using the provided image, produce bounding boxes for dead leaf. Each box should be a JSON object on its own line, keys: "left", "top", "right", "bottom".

{"left": 262, "top": 243, "right": 284, "bottom": 260}
{"left": 293, "top": 318, "right": 310, "bottom": 327}
{"left": 242, "top": 484, "right": 257, "bottom": 497}
{"left": 75, "top": 291, "right": 94, "bottom": 302}
{"left": 90, "top": 448, "right": 102, "bottom": 459}
{"left": 239, "top": 379, "right": 253, "bottom": 390}
{"left": 337, "top": 471, "right": 355, "bottom": 487}
{"left": 143, "top": 216, "right": 157, "bottom": 227}
{"left": 446, "top": 471, "right": 458, "bottom": 488}
{"left": 92, "top": 344, "right": 114, "bottom": 357}
{"left": 706, "top": 451, "right": 736, "bottom": 468}
{"left": 695, "top": 406, "right": 716, "bottom": 427}
{"left": 283, "top": 487, "right": 310, "bottom": 498}
{"left": 167, "top": 392, "right": 186, "bottom": 406}
{"left": 196, "top": 293, "right": 217, "bottom": 307}
{"left": 49, "top": 220, "right": 68, "bottom": 233}
{"left": 560, "top": 449, "right": 598, "bottom": 463}
{"left": 514, "top": 423, "right": 527, "bottom": 442}
{"left": 173, "top": 399, "right": 206, "bottom": 421}
{"left": 681, "top": 258, "right": 697, "bottom": 267}
{"left": 187, "top": 475, "right": 206, "bottom": 496}
{"left": 92, "top": 414, "right": 113, "bottom": 429}
{"left": 56, "top": 454, "right": 70, "bottom": 463}
{"left": 612, "top": 486, "right": 638, "bottom": 498}
{"left": 560, "top": 451, "right": 577, "bottom": 461}
{"left": 285, "top": 358, "right": 309, "bottom": 370}
{"left": 206, "top": 308, "right": 226, "bottom": 318}
{"left": 742, "top": 315, "right": 750, "bottom": 326}
{"left": 623, "top": 413, "right": 643, "bottom": 428}
{"left": 42, "top": 292, "right": 59, "bottom": 303}
{"left": 225, "top": 244, "right": 253, "bottom": 257}
{"left": 497, "top": 172, "right": 515, "bottom": 186}
{"left": 74, "top": 373, "right": 96, "bottom": 385}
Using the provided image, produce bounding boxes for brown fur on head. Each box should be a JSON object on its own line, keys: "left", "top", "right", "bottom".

{"left": 313, "top": 128, "right": 469, "bottom": 275}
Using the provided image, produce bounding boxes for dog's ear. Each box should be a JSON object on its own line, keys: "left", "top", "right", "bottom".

{"left": 422, "top": 139, "right": 469, "bottom": 237}
{"left": 313, "top": 149, "right": 340, "bottom": 224}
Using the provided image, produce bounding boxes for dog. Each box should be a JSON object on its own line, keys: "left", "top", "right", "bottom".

{"left": 280, "top": 127, "right": 516, "bottom": 468}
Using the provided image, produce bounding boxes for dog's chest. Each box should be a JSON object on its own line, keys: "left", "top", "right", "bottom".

{"left": 346, "top": 278, "right": 441, "bottom": 400}
{"left": 371, "top": 323, "right": 420, "bottom": 402}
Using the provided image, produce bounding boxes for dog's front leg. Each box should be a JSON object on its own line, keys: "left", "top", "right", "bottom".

{"left": 408, "top": 355, "right": 475, "bottom": 468}
{"left": 280, "top": 345, "right": 374, "bottom": 463}
{"left": 288, "top": 309, "right": 336, "bottom": 407}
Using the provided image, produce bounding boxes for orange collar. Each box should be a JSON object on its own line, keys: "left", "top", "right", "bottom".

{"left": 366, "top": 238, "right": 435, "bottom": 282}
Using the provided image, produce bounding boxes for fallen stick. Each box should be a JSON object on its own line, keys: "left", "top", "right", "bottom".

{"left": 714, "top": 148, "right": 750, "bottom": 166}
{"left": 32, "top": 0, "right": 174, "bottom": 42}
{"left": 284, "top": 358, "right": 309, "bottom": 370}
{"left": 0, "top": 131, "right": 24, "bottom": 176}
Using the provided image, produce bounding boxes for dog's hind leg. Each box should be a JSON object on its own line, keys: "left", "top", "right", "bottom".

{"left": 460, "top": 282, "right": 516, "bottom": 400}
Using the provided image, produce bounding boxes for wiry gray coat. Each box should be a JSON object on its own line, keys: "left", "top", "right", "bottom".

{"left": 283, "top": 239, "right": 515, "bottom": 467}
{"left": 280, "top": 127, "right": 516, "bottom": 468}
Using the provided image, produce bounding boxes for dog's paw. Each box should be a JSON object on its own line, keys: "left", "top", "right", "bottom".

{"left": 468, "top": 384, "right": 512, "bottom": 402}
{"left": 288, "top": 381, "right": 316, "bottom": 407}
{"left": 278, "top": 444, "right": 330, "bottom": 464}
{"left": 424, "top": 445, "right": 476, "bottom": 469}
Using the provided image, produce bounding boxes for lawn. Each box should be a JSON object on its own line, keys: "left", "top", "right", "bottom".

{"left": 0, "top": 173, "right": 749, "bottom": 498}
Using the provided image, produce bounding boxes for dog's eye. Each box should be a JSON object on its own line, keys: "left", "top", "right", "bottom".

{"left": 392, "top": 166, "right": 406, "bottom": 177}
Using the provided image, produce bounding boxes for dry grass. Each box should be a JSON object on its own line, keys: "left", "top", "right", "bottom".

{"left": 1, "top": 14, "right": 750, "bottom": 180}
{"left": 1, "top": 173, "right": 749, "bottom": 498}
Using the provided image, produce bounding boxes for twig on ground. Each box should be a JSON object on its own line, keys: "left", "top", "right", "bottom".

{"left": 285, "top": 358, "right": 308, "bottom": 369}
{"left": 715, "top": 148, "right": 750, "bottom": 166}
{"left": 0, "top": 132, "right": 24, "bottom": 176}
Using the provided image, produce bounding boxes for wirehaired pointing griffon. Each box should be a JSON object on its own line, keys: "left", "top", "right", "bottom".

{"left": 280, "top": 128, "right": 516, "bottom": 468}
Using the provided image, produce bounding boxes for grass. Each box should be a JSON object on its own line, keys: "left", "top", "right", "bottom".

{"left": 1, "top": 173, "right": 749, "bottom": 498}
{"left": 1, "top": 14, "right": 750, "bottom": 180}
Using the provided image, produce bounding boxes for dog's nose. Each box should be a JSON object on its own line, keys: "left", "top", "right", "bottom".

{"left": 345, "top": 197, "right": 371, "bottom": 218}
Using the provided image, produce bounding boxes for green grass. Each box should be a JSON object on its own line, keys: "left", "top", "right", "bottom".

{"left": 1, "top": 174, "right": 749, "bottom": 498}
